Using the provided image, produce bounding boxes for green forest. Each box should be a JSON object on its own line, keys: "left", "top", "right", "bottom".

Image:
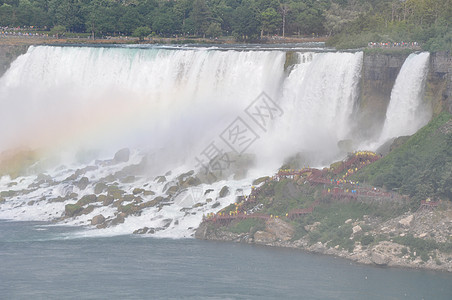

{"left": 0, "top": 0, "right": 450, "bottom": 50}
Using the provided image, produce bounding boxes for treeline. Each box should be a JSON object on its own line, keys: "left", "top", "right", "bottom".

{"left": 0, "top": 0, "right": 329, "bottom": 40}
{"left": 325, "top": 0, "right": 452, "bottom": 51}
{"left": 0, "top": 0, "right": 450, "bottom": 50}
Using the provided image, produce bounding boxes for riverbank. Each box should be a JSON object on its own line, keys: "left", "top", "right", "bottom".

{"left": 196, "top": 113, "right": 452, "bottom": 273}
{"left": 196, "top": 206, "right": 452, "bottom": 273}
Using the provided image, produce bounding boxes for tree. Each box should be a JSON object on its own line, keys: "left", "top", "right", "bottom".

{"left": 50, "top": 24, "right": 66, "bottom": 38}
{"left": 279, "top": 1, "right": 290, "bottom": 37}
{"left": 232, "top": 2, "right": 260, "bottom": 40}
{"left": 190, "top": 0, "right": 212, "bottom": 37}
{"left": 133, "top": 26, "right": 151, "bottom": 41}
{"left": 260, "top": 7, "right": 279, "bottom": 37}
{"left": 205, "top": 21, "right": 222, "bottom": 38}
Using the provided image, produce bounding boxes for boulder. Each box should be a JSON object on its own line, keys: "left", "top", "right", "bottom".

{"left": 304, "top": 221, "right": 321, "bottom": 232}
{"left": 98, "top": 194, "right": 114, "bottom": 206}
{"left": 76, "top": 177, "right": 90, "bottom": 190}
{"left": 65, "top": 203, "right": 83, "bottom": 217}
{"left": 254, "top": 231, "right": 276, "bottom": 244}
{"left": 94, "top": 182, "right": 108, "bottom": 194}
{"left": 133, "top": 188, "right": 145, "bottom": 195}
{"left": 265, "top": 218, "right": 294, "bottom": 241}
{"left": 77, "top": 194, "right": 98, "bottom": 206}
{"left": 371, "top": 252, "right": 391, "bottom": 266}
{"left": 166, "top": 185, "right": 180, "bottom": 196}
{"left": 82, "top": 205, "right": 95, "bottom": 215}
{"left": 399, "top": 215, "right": 414, "bottom": 228}
{"left": 113, "top": 148, "right": 130, "bottom": 163}
{"left": 155, "top": 176, "right": 166, "bottom": 183}
{"left": 195, "top": 222, "right": 209, "bottom": 239}
{"left": 352, "top": 225, "right": 362, "bottom": 234}
{"left": 219, "top": 186, "right": 229, "bottom": 198}
{"left": 91, "top": 214, "right": 105, "bottom": 225}
{"left": 133, "top": 227, "right": 149, "bottom": 234}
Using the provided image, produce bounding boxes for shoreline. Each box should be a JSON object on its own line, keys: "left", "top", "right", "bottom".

{"left": 196, "top": 208, "right": 452, "bottom": 273}
{"left": 196, "top": 231, "right": 452, "bottom": 273}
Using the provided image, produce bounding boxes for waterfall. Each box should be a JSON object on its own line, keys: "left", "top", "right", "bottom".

{"left": 379, "top": 52, "right": 431, "bottom": 143}
{"left": 0, "top": 46, "right": 365, "bottom": 237}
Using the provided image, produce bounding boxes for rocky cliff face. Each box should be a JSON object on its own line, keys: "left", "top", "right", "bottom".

{"left": 0, "top": 45, "right": 29, "bottom": 77}
{"left": 357, "top": 51, "right": 452, "bottom": 138}
{"left": 428, "top": 51, "right": 452, "bottom": 114}
{"left": 357, "top": 53, "right": 409, "bottom": 138}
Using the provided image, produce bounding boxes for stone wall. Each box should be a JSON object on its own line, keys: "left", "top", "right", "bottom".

{"left": 0, "top": 45, "right": 29, "bottom": 77}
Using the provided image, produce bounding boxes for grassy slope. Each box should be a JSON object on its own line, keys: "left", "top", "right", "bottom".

{"left": 355, "top": 112, "right": 452, "bottom": 203}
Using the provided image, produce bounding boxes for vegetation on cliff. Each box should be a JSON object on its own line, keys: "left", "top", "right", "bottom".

{"left": 197, "top": 112, "right": 452, "bottom": 269}
{"left": 355, "top": 112, "right": 452, "bottom": 204}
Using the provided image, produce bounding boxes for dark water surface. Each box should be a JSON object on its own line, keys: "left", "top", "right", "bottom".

{"left": 0, "top": 220, "right": 451, "bottom": 299}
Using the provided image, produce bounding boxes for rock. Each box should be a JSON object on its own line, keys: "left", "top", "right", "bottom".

{"left": 265, "top": 218, "right": 294, "bottom": 241}
{"left": 180, "top": 176, "right": 201, "bottom": 188}
{"left": 77, "top": 194, "right": 98, "bottom": 206}
{"left": 113, "top": 148, "right": 130, "bottom": 163}
{"left": 399, "top": 215, "right": 414, "bottom": 228}
{"left": 177, "top": 170, "right": 195, "bottom": 182}
{"left": 133, "top": 188, "right": 145, "bottom": 195}
{"left": 65, "top": 203, "right": 83, "bottom": 217}
{"left": 133, "top": 227, "right": 149, "bottom": 234}
{"left": 91, "top": 214, "right": 105, "bottom": 225}
{"left": 121, "top": 176, "right": 136, "bottom": 184}
{"left": 94, "top": 182, "right": 108, "bottom": 194}
{"left": 345, "top": 218, "right": 352, "bottom": 224}
{"left": 98, "top": 194, "right": 114, "bottom": 206}
{"left": 219, "top": 186, "right": 229, "bottom": 198}
{"left": 166, "top": 185, "right": 180, "bottom": 196}
{"left": 195, "top": 222, "right": 209, "bottom": 239}
{"left": 254, "top": 231, "right": 276, "bottom": 244}
{"left": 143, "top": 190, "right": 155, "bottom": 196}
{"left": 310, "top": 242, "right": 326, "bottom": 253}
{"left": 352, "top": 225, "right": 362, "bottom": 234}
{"left": 110, "top": 213, "right": 126, "bottom": 225}
{"left": 304, "top": 221, "right": 321, "bottom": 232}
{"left": 252, "top": 176, "right": 269, "bottom": 186}
{"left": 419, "top": 233, "right": 428, "bottom": 238}
{"left": 155, "top": 176, "right": 166, "bottom": 183}
{"left": 76, "top": 177, "right": 90, "bottom": 190}
{"left": 371, "top": 252, "right": 391, "bottom": 266}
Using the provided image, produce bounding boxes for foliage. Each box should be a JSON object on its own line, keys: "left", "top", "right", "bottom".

{"left": 356, "top": 112, "right": 452, "bottom": 202}
{"left": 360, "top": 235, "right": 374, "bottom": 246}
{"left": 325, "top": 0, "right": 452, "bottom": 51}
{"left": 393, "top": 234, "right": 452, "bottom": 261}
{"left": 1, "top": 0, "right": 449, "bottom": 48}
{"left": 229, "top": 218, "right": 265, "bottom": 234}
{"left": 133, "top": 26, "right": 151, "bottom": 41}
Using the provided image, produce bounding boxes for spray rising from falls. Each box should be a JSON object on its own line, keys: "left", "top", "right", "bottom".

{"left": 0, "top": 46, "right": 365, "bottom": 237}
{"left": 379, "top": 52, "right": 431, "bottom": 143}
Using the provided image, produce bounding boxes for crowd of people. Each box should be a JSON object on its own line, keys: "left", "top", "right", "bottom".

{"left": 1, "top": 26, "right": 50, "bottom": 38}
{"left": 368, "top": 41, "right": 420, "bottom": 48}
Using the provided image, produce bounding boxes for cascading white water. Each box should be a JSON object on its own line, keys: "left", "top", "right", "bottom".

{"left": 265, "top": 51, "right": 363, "bottom": 165}
{"left": 379, "top": 52, "right": 431, "bottom": 143}
{"left": 0, "top": 46, "right": 366, "bottom": 237}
